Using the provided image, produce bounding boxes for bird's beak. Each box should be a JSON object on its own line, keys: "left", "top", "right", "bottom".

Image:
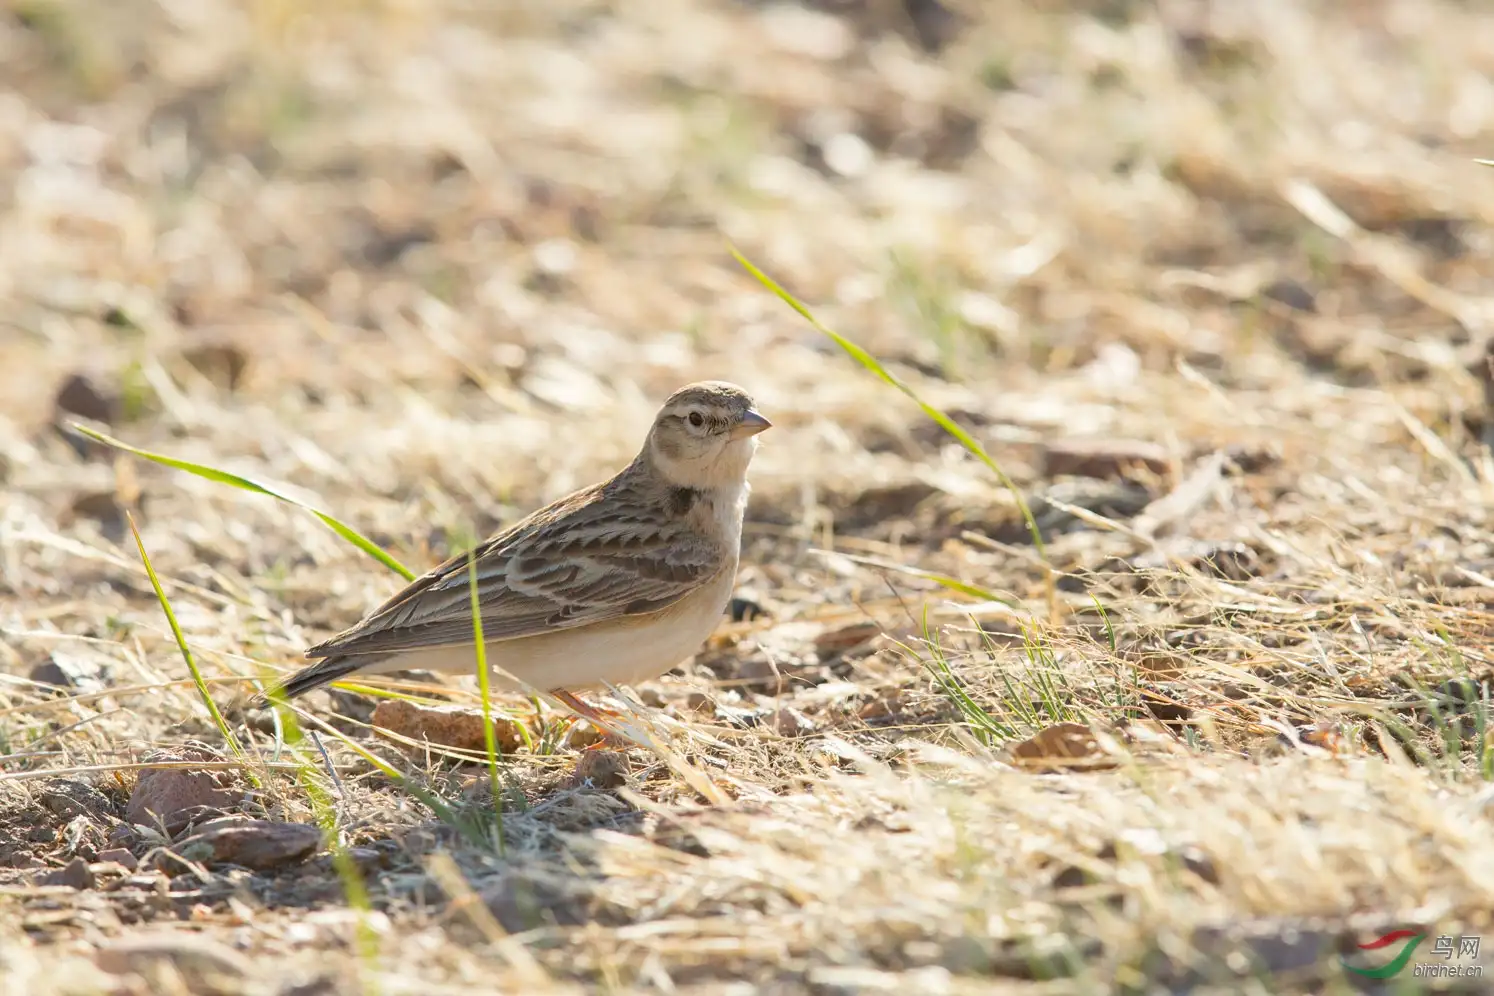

{"left": 730, "top": 409, "right": 772, "bottom": 439}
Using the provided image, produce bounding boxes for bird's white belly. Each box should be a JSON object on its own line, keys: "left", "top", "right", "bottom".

{"left": 389, "top": 565, "right": 736, "bottom": 692}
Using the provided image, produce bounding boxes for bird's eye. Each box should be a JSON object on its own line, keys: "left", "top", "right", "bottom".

{"left": 688, "top": 412, "right": 705, "bottom": 428}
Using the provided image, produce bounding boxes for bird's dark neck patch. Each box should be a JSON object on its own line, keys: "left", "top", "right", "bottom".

{"left": 668, "top": 486, "right": 703, "bottom": 516}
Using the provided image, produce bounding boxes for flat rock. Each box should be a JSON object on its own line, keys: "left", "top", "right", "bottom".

{"left": 96, "top": 847, "right": 139, "bottom": 871}
{"left": 371, "top": 699, "right": 528, "bottom": 755}
{"left": 38, "top": 856, "right": 95, "bottom": 890}
{"left": 28, "top": 651, "right": 111, "bottom": 693}
{"left": 53, "top": 371, "right": 119, "bottom": 424}
{"left": 771, "top": 706, "right": 818, "bottom": 737}
{"left": 173, "top": 817, "right": 321, "bottom": 871}
{"left": 570, "top": 749, "right": 630, "bottom": 790}
{"left": 126, "top": 744, "right": 241, "bottom": 835}
{"left": 1009, "top": 723, "right": 1119, "bottom": 773}
{"left": 40, "top": 778, "right": 114, "bottom": 821}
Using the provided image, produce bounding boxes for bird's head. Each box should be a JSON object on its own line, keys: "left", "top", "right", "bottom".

{"left": 644, "top": 380, "right": 771, "bottom": 490}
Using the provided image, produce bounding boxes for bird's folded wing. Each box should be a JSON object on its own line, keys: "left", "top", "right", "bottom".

{"left": 305, "top": 495, "right": 724, "bottom": 659}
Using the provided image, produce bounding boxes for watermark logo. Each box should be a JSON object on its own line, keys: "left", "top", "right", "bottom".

{"left": 1341, "top": 930, "right": 1425, "bottom": 979}
{"left": 1341, "top": 930, "right": 1482, "bottom": 980}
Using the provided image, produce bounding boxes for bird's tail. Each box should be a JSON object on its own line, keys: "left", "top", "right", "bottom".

{"left": 251, "top": 654, "right": 371, "bottom": 708}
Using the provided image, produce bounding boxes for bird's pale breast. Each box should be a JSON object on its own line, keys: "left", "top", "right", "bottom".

{"left": 392, "top": 559, "right": 738, "bottom": 692}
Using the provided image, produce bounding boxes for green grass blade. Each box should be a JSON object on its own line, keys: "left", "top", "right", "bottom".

{"left": 73, "top": 423, "right": 415, "bottom": 581}
{"left": 916, "top": 606, "right": 1009, "bottom": 742}
{"left": 923, "top": 573, "right": 1016, "bottom": 605}
{"left": 811, "top": 549, "right": 1017, "bottom": 606}
{"left": 730, "top": 246, "right": 1047, "bottom": 559}
{"left": 467, "top": 549, "right": 506, "bottom": 857}
{"left": 318, "top": 683, "right": 445, "bottom": 704}
{"left": 1090, "top": 595, "right": 1117, "bottom": 653}
{"left": 126, "top": 513, "right": 251, "bottom": 772}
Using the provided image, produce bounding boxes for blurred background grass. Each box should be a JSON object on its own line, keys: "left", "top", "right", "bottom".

{"left": 6, "top": 0, "right": 1492, "bottom": 558}
{"left": 5, "top": 1, "right": 1494, "bottom": 992}
{"left": 6, "top": 0, "right": 1492, "bottom": 419}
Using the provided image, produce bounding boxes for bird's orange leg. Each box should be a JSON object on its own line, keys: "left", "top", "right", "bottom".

{"left": 552, "top": 689, "right": 630, "bottom": 749}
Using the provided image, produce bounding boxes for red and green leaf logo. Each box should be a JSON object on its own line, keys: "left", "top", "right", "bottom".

{"left": 1341, "top": 930, "right": 1426, "bottom": 979}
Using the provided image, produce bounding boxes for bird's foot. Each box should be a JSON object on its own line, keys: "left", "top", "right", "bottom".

{"left": 552, "top": 689, "right": 633, "bottom": 748}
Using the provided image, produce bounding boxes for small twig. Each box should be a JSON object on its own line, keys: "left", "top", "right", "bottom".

{"left": 306, "top": 728, "right": 352, "bottom": 836}
{"left": 309, "top": 731, "right": 346, "bottom": 802}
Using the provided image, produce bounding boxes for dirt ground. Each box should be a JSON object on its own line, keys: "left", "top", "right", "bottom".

{"left": 4, "top": 0, "right": 1494, "bottom": 993}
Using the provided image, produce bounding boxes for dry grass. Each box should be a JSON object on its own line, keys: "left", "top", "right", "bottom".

{"left": 4, "top": 0, "right": 1494, "bottom": 992}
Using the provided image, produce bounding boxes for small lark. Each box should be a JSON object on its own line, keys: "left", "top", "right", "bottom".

{"left": 260, "top": 381, "right": 770, "bottom": 730}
